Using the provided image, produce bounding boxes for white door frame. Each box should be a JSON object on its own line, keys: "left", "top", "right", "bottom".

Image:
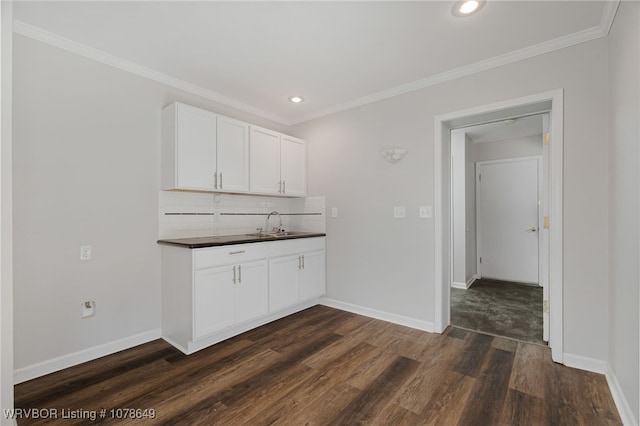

{"left": 434, "top": 89, "right": 564, "bottom": 363}
{"left": 475, "top": 156, "right": 542, "bottom": 284}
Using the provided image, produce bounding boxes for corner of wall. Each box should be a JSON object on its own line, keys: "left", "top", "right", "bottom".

{"left": 606, "top": 363, "right": 639, "bottom": 426}
{"left": 1, "top": 1, "right": 15, "bottom": 421}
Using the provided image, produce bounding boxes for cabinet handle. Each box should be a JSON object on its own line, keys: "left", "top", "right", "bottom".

{"left": 214, "top": 173, "right": 218, "bottom": 189}
{"left": 232, "top": 266, "right": 236, "bottom": 284}
{"left": 278, "top": 181, "right": 282, "bottom": 194}
{"left": 219, "top": 172, "right": 223, "bottom": 189}
{"left": 229, "top": 250, "right": 246, "bottom": 255}
{"left": 283, "top": 180, "right": 286, "bottom": 194}
{"left": 298, "top": 255, "right": 302, "bottom": 270}
{"left": 302, "top": 254, "right": 305, "bottom": 269}
{"left": 238, "top": 264, "right": 242, "bottom": 283}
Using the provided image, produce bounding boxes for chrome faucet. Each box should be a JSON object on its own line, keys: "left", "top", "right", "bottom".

{"left": 265, "top": 210, "right": 283, "bottom": 233}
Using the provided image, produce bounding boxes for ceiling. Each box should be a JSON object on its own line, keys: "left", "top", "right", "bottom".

{"left": 13, "top": 1, "right": 614, "bottom": 126}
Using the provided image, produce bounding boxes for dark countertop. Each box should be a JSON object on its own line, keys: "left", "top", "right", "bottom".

{"left": 157, "top": 232, "right": 326, "bottom": 249}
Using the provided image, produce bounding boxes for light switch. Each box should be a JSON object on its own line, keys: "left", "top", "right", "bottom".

{"left": 394, "top": 206, "right": 406, "bottom": 218}
{"left": 419, "top": 206, "right": 432, "bottom": 219}
{"left": 331, "top": 207, "right": 338, "bottom": 218}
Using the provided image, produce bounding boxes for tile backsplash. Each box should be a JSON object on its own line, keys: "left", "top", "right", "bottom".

{"left": 159, "top": 192, "right": 325, "bottom": 239}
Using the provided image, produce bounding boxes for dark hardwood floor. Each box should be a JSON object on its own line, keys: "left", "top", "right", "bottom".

{"left": 14, "top": 306, "right": 621, "bottom": 425}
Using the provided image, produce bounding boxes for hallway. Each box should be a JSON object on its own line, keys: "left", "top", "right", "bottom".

{"left": 451, "top": 279, "right": 544, "bottom": 344}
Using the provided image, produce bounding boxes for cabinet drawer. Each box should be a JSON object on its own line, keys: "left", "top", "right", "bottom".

{"left": 194, "top": 243, "right": 268, "bottom": 270}
{"left": 268, "top": 237, "right": 325, "bottom": 258}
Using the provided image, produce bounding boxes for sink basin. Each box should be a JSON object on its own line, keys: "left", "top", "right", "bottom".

{"left": 247, "top": 231, "right": 307, "bottom": 238}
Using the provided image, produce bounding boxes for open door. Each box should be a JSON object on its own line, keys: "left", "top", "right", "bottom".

{"left": 476, "top": 157, "right": 540, "bottom": 284}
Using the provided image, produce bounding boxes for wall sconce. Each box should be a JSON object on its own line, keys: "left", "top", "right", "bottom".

{"left": 380, "top": 148, "right": 408, "bottom": 163}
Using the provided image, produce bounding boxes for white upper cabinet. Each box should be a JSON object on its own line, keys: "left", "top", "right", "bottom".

{"left": 162, "top": 102, "right": 217, "bottom": 191}
{"left": 249, "top": 126, "right": 281, "bottom": 195}
{"left": 280, "top": 135, "right": 307, "bottom": 197}
{"left": 162, "top": 102, "right": 305, "bottom": 196}
{"left": 249, "top": 126, "right": 307, "bottom": 197}
{"left": 162, "top": 102, "right": 249, "bottom": 193}
{"left": 216, "top": 115, "right": 250, "bottom": 192}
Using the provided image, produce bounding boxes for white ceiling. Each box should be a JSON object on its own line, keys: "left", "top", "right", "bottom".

{"left": 13, "top": 1, "right": 613, "bottom": 126}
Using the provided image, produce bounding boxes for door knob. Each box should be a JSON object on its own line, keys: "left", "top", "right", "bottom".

{"left": 526, "top": 226, "right": 538, "bottom": 232}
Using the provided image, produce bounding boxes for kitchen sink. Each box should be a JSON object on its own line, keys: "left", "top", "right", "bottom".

{"left": 247, "top": 231, "right": 307, "bottom": 238}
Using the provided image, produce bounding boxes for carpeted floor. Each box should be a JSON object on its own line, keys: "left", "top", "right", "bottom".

{"left": 451, "top": 278, "right": 545, "bottom": 345}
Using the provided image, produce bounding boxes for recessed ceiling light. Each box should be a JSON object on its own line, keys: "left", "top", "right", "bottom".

{"left": 288, "top": 96, "right": 305, "bottom": 104}
{"left": 452, "top": 0, "right": 485, "bottom": 17}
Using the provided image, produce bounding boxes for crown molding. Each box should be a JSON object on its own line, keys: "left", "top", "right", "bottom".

{"left": 15, "top": 4, "right": 615, "bottom": 129}
{"left": 12, "top": 20, "right": 292, "bottom": 126}
{"left": 599, "top": 0, "right": 620, "bottom": 35}
{"left": 289, "top": 24, "right": 607, "bottom": 125}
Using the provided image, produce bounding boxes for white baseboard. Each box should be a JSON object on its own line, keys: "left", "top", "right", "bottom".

{"left": 605, "top": 363, "right": 638, "bottom": 426}
{"left": 320, "top": 298, "right": 435, "bottom": 332}
{"left": 544, "top": 353, "right": 636, "bottom": 425}
{"left": 14, "top": 328, "right": 162, "bottom": 384}
{"left": 563, "top": 352, "right": 608, "bottom": 374}
{"left": 452, "top": 275, "right": 479, "bottom": 290}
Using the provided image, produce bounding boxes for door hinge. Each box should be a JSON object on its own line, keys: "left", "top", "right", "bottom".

{"left": 543, "top": 300, "right": 550, "bottom": 313}
{"left": 543, "top": 132, "right": 550, "bottom": 145}
{"left": 543, "top": 216, "right": 550, "bottom": 229}
{"left": 478, "top": 174, "right": 482, "bottom": 182}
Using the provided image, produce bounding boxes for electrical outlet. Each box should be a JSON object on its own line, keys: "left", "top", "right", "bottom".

{"left": 82, "top": 300, "right": 96, "bottom": 318}
{"left": 80, "top": 245, "right": 92, "bottom": 260}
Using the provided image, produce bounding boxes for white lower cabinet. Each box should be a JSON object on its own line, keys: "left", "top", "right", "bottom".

{"left": 193, "top": 258, "right": 268, "bottom": 340}
{"left": 299, "top": 249, "right": 325, "bottom": 301}
{"left": 269, "top": 255, "right": 301, "bottom": 312}
{"left": 269, "top": 237, "right": 326, "bottom": 312}
{"left": 161, "top": 237, "right": 325, "bottom": 354}
{"left": 193, "top": 266, "right": 236, "bottom": 339}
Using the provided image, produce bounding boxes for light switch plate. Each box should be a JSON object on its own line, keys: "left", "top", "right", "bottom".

{"left": 419, "top": 206, "right": 432, "bottom": 218}
{"left": 394, "top": 206, "right": 406, "bottom": 218}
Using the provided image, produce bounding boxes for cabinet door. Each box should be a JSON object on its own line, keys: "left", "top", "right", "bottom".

{"left": 268, "top": 255, "right": 300, "bottom": 312}
{"left": 299, "top": 250, "right": 325, "bottom": 301}
{"left": 194, "top": 266, "right": 235, "bottom": 339}
{"left": 217, "top": 116, "right": 249, "bottom": 193}
{"left": 176, "top": 103, "right": 217, "bottom": 191}
{"left": 235, "top": 259, "right": 268, "bottom": 323}
{"left": 249, "top": 127, "right": 281, "bottom": 195}
{"left": 280, "top": 136, "right": 307, "bottom": 197}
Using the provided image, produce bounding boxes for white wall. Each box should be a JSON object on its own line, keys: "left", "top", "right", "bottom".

{"left": 607, "top": 1, "right": 640, "bottom": 423}
{"left": 451, "top": 131, "right": 466, "bottom": 286}
{"left": 12, "top": 35, "right": 288, "bottom": 376}
{"left": 1, "top": 1, "right": 14, "bottom": 422}
{"left": 292, "top": 38, "right": 610, "bottom": 361}
{"left": 450, "top": 131, "right": 476, "bottom": 286}
{"left": 464, "top": 135, "right": 475, "bottom": 282}
{"left": 473, "top": 135, "right": 542, "bottom": 162}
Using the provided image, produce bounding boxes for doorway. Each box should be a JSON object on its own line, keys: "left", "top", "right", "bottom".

{"left": 449, "top": 115, "right": 546, "bottom": 344}
{"left": 433, "top": 90, "right": 564, "bottom": 363}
